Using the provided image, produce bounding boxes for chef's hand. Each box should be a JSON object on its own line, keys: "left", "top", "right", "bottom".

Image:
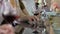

{"left": 27, "top": 16, "right": 40, "bottom": 24}
{"left": 18, "top": 15, "right": 40, "bottom": 27}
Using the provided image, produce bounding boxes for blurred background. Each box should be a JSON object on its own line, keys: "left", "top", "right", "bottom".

{"left": 0, "top": 0, "right": 60, "bottom": 34}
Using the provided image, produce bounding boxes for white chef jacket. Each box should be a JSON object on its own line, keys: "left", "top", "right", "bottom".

{"left": 0, "top": 0, "right": 17, "bottom": 24}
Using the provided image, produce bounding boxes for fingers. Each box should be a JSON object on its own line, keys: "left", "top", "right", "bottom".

{"left": 28, "top": 16, "right": 40, "bottom": 25}
{"left": 29, "top": 16, "right": 36, "bottom": 21}
{"left": 29, "top": 16, "right": 40, "bottom": 21}
{"left": 34, "top": 16, "right": 40, "bottom": 21}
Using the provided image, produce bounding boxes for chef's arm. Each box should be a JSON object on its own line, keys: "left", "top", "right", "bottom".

{"left": 19, "top": 0, "right": 30, "bottom": 16}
